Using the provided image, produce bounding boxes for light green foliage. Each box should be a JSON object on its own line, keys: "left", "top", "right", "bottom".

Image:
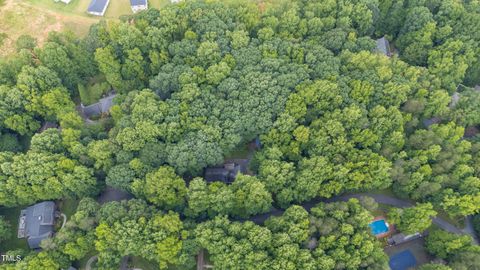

{"left": 450, "top": 88, "right": 480, "bottom": 127}
{"left": 425, "top": 230, "right": 479, "bottom": 259}
{"left": 0, "top": 0, "right": 480, "bottom": 268}
{"left": 393, "top": 122, "right": 480, "bottom": 216}
{"left": 0, "top": 151, "right": 97, "bottom": 206}
{"left": 132, "top": 166, "right": 187, "bottom": 210}
{"left": 195, "top": 200, "right": 388, "bottom": 270}
{"left": 388, "top": 203, "right": 437, "bottom": 234}
{"left": 95, "top": 200, "right": 186, "bottom": 270}
{"left": 186, "top": 175, "right": 272, "bottom": 219}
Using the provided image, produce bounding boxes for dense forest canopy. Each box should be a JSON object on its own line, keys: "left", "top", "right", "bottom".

{"left": 0, "top": 0, "right": 480, "bottom": 269}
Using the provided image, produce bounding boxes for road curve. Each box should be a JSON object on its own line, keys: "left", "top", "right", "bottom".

{"left": 248, "top": 193, "right": 477, "bottom": 241}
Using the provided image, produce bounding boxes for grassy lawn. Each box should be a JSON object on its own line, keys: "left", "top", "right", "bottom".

{"left": 0, "top": 0, "right": 96, "bottom": 56}
{"left": 25, "top": 0, "right": 91, "bottom": 15}
{"left": 0, "top": 0, "right": 172, "bottom": 56}
{"left": 25, "top": 0, "right": 171, "bottom": 18}
{"left": 0, "top": 206, "right": 29, "bottom": 252}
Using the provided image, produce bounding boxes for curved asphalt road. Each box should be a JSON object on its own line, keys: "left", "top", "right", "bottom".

{"left": 248, "top": 193, "right": 478, "bottom": 244}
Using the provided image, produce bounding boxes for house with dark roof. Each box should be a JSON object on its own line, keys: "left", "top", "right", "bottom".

{"left": 387, "top": 232, "right": 422, "bottom": 246}
{"left": 204, "top": 163, "right": 241, "bottom": 184}
{"left": 80, "top": 93, "right": 116, "bottom": 119}
{"left": 376, "top": 37, "right": 391, "bottom": 57}
{"left": 18, "top": 201, "right": 56, "bottom": 249}
{"left": 39, "top": 121, "right": 59, "bottom": 133}
{"left": 87, "top": 0, "right": 110, "bottom": 16}
{"left": 130, "top": 0, "right": 148, "bottom": 13}
{"left": 423, "top": 117, "right": 441, "bottom": 128}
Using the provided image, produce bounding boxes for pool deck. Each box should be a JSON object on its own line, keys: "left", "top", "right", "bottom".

{"left": 371, "top": 216, "right": 395, "bottom": 238}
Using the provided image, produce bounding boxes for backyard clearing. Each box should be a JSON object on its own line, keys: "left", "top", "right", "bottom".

{"left": 0, "top": 0, "right": 96, "bottom": 56}
{"left": 0, "top": 0, "right": 171, "bottom": 56}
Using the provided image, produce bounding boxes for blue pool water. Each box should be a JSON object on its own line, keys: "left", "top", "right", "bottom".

{"left": 369, "top": 219, "right": 389, "bottom": 235}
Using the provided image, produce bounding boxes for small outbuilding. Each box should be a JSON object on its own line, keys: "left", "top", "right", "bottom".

{"left": 87, "top": 0, "right": 110, "bottom": 16}
{"left": 387, "top": 232, "right": 422, "bottom": 246}
{"left": 204, "top": 163, "right": 241, "bottom": 184}
{"left": 18, "top": 201, "right": 56, "bottom": 249}
{"left": 376, "top": 37, "right": 391, "bottom": 57}
{"left": 130, "top": 0, "right": 148, "bottom": 12}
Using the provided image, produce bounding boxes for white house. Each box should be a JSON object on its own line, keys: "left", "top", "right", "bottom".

{"left": 87, "top": 0, "right": 110, "bottom": 16}
{"left": 130, "top": 0, "right": 148, "bottom": 13}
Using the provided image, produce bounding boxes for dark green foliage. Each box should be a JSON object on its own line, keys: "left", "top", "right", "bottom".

{"left": 0, "top": 133, "right": 21, "bottom": 152}
{"left": 473, "top": 214, "right": 480, "bottom": 237}
{"left": 0, "top": 216, "right": 10, "bottom": 243}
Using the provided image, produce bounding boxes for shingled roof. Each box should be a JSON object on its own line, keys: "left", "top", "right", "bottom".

{"left": 21, "top": 201, "right": 56, "bottom": 249}
{"left": 376, "top": 37, "right": 391, "bottom": 57}
{"left": 204, "top": 163, "right": 241, "bottom": 183}
{"left": 81, "top": 93, "right": 116, "bottom": 118}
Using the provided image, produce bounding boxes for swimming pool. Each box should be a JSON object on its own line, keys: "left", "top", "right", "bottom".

{"left": 369, "top": 219, "right": 389, "bottom": 235}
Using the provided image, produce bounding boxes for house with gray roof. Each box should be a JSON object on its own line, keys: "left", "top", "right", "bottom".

{"left": 204, "top": 163, "right": 241, "bottom": 184}
{"left": 130, "top": 0, "right": 148, "bottom": 13}
{"left": 18, "top": 201, "right": 56, "bottom": 249}
{"left": 80, "top": 93, "right": 116, "bottom": 119}
{"left": 87, "top": 0, "right": 110, "bottom": 16}
{"left": 376, "top": 37, "right": 391, "bottom": 57}
{"left": 387, "top": 232, "right": 422, "bottom": 246}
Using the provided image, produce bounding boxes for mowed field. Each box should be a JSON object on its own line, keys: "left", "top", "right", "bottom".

{"left": 0, "top": 0, "right": 170, "bottom": 56}
{"left": 25, "top": 0, "right": 171, "bottom": 18}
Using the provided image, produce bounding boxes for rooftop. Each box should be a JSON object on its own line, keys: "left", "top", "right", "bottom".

{"left": 204, "top": 163, "right": 241, "bottom": 183}
{"left": 130, "top": 0, "right": 147, "bottom": 5}
{"left": 87, "top": 0, "right": 109, "bottom": 14}
{"left": 81, "top": 93, "right": 116, "bottom": 118}
{"left": 376, "top": 37, "right": 391, "bottom": 56}
{"left": 20, "top": 201, "right": 56, "bottom": 249}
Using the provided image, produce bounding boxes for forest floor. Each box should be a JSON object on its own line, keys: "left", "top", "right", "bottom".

{"left": 0, "top": 206, "right": 29, "bottom": 253}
